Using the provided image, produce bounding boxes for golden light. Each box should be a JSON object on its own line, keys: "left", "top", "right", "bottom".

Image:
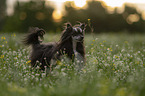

{"left": 50, "top": 0, "right": 64, "bottom": 22}
{"left": 49, "top": 0, "right": 145, "bottom": 21}
{"left": 101, "top": 0, "right": 126, "bottom": 14}
{"left": 142, "top": 12, "right": 145, "bottom": 20}
{"left": 49, "top": 0, "right": 87, "bottom": 8}
{"left": 127, "top": 14, "right": 140, "bottom": 24}
{"left": 102, "top": 0, "right": 125, "bottom": 8}
{"left": 51, "top": 0, "right": 87, "bottom": 21}
{"left": 74, "top": 0, "right": 87, "bottom": 8}
{"left": 52, "top": 10, "right": 63, "bottom": 22}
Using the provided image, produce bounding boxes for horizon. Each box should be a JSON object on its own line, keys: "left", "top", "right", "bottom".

{"left": 6, "top": 0, "right": 145, "bottom": 21}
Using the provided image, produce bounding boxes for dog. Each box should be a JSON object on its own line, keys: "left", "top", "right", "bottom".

{"left": 23, "top": 23, "right": 86, "bottom": 71}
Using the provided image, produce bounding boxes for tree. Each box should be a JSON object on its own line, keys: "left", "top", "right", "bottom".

{"left": 0, "top": 0, "right": 6, "bottom": 31}
{"left": 63, "top": 1, "right": 145, "bottom": 33}
{"left": 4, "top": 1, "right": 55, "bottom": 32}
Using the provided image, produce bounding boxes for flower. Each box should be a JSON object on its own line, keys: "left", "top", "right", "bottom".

{"left": 11, "top": 33, "right": 16, "bottom": 37}
{"left": 112, "top": 68, "right": 115, "bottom": 70}
{"left": 107, "top": 48, "right": 113, "bottom": 51}
{"left": 124, "top": 41, "right": 128, "bottom": 43}
{"left": 115, "top": 56, "right": 119, "bottom": 58}
{"left": 1, "top": 37, "right": 6, "bottom": 40}
{"left": 26, "top": 60, "right": 31, "bottom": 64}
{"left": 4, "top": 41, "right": 7, "bottom": 44}
{"left": 0, "top": 55, "right": 4, "bottom": 58}
{"left": 103, "top": 40, "right": 106, "bottom": 42}
{"left": 88, "top": 19, "right": 91, "bottom": 21}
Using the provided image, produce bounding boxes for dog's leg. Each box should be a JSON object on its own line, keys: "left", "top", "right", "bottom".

{"left": 73, "top": 41, "right": 84, "bottom": 70}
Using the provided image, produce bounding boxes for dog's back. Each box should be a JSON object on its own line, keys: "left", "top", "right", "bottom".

{"left": 23, "top": 27, "right": 55, "bottom": 69}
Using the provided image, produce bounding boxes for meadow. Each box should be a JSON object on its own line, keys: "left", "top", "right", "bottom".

{"left": 0, "top": 32, "right": 145, "bottom": 96}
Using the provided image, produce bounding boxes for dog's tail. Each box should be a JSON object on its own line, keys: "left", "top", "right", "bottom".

{"left": 23, "top": 27, "right": 45, "bottom": 46}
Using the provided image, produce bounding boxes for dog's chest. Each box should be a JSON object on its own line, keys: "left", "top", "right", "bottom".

{"left": 73, "top": 50, "right": 84, "bottom": 62}
{"left": 73, "top": 41, "right": 84, "bottom": 70}
{"left": 73, "top": 41, "right": 84, "bottom": 62}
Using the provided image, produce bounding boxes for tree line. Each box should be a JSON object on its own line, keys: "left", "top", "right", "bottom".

{"left": 0, "top": 0, "right": 145, "bottom": 33}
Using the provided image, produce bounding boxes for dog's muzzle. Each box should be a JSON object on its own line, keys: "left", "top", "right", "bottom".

{"left": 72, "top": 35, "right": 84, "bottom": 42}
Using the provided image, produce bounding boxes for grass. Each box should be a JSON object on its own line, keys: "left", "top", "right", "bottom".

{"left": 0, "top": 32, "right": 145, "bottom": 96}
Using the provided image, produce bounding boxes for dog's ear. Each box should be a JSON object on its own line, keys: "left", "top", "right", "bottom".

{"left": 66, "top": 23, "right": 72, "bottom": 31}
{"left": 80, "top": 23, "right": 87, "bottom": 30}
{"left": 67, "top": 23, "right": 71, "bottom": 28}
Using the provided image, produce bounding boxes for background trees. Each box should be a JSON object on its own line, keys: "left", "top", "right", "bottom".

{"left": 1, "top": 1, "right": 145, "bottom": 33}
{"left": 0, "top": 0, "right": 6, "bottom": 31}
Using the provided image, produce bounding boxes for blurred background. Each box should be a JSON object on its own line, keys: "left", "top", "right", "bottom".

{"left": 0, "top": 0, "right": 145, "bottom": 33}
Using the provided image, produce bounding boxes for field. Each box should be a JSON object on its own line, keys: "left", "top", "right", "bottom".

{"left": 0, "top": 32, "right": 145, "bottom": 96}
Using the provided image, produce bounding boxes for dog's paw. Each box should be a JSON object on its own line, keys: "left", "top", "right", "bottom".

{"left": 37, "top": 28, "right": 45, "bottom": 36}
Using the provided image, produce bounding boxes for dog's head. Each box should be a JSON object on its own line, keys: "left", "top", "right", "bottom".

{"left": 61, "top": 23, "right": 86, "bottom": 42}
{"left": 72, "top": 23, "right": 86, "bottom": 42}
{"left": 65, "top": 23, "right": 86, "bottom": 42}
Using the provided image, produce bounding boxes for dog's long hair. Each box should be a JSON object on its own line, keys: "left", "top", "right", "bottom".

{"left": 23, "top": 23, "right": 86, "bottom": 70}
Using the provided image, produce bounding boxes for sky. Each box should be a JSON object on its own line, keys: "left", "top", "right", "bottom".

{"left": 6, "top": 0, "right": 145, "bottom": 20}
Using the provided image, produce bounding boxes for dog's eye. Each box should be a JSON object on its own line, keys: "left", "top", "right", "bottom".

{"left": 72, "top": 34, "right": 77, "bottom": 37}
{"left": 78, "top": 31, "right": 83, "bottom": 35}
{"left": 72, "top": 32, "right": 77, "bottom": 36}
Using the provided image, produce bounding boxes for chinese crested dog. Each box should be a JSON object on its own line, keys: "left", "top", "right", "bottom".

{"left": 23, "top": 23, "right": 86, "bottom": 71}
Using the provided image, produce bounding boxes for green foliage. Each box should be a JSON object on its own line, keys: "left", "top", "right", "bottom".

{"left": 2, "top": 1, "right": 145, "bottom": 33}
{"left": 3, "top": 1, "right": 56, "bottom": 32}
{"left": 0, "top": 33, "right": 145, "bottom": 96}
{"left": 64, "top": 1, "right": 145, "bottom": 32}
{"left": 0, "top": 0, "right": 6, "bottom": 31}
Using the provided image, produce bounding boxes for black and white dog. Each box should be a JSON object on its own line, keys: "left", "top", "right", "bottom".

{"left": 23, "top": 23, "right": 86, "bottom": 71}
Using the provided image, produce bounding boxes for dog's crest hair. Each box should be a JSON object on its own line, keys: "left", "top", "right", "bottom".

{"left": 23, "top": 27, "right": 45, "bottom": 45}
{"left": 23, "top": 22, "right": 86, "bottom": 70}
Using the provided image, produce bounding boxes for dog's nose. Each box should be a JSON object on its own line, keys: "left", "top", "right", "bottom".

{"left": 80, "top": 36, "right": 84, "bottom": 40}
{"left": 78, "top": 36, "right": 84, "bottom": 41}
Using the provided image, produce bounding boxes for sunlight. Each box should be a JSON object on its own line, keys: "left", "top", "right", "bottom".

{"left": 142, "top": 12, "right": 145, "bottom": 20}
{"left": 101, "top": 0, "right": 126, "bottom": 14}
{"left": 74, "top": 0, "right": 86, "bottom": 8}
{"left": 49, "top": 0, "right": 145, "bottom": 21}
{"left": 102, "top": 0, "right": 126, "bottom": 8}
{"left": 49, "top": 1, "right": 64, "bottom": 22}
{"left": 50, "top": 0, "right": 86, "bottom": 8}
{"left": 102, "top": 0, "right": 145, "bottom": 8}
{"left": 52, "top": 10, "right": 63, "bottom": 22}
{"left": 127, "top": 14, "right": 140, "bottom": 24}
{"left": 50, "top": 0, "right": 86, "bottom": 21}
